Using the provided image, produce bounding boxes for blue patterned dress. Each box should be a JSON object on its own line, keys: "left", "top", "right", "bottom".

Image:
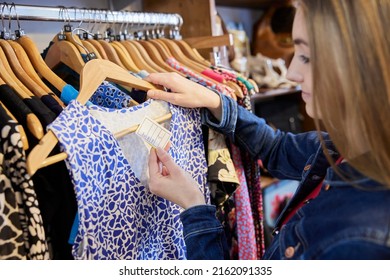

{"left": 47, "top": 99, "right": 208, "bottom": 259}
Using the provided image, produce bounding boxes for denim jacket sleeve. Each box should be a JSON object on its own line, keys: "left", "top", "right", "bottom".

{"left": 180, "top": 205, "right": 229, "bottom": 260}
{"left": 201, "top": 93, "right": 327, "bottom": 180}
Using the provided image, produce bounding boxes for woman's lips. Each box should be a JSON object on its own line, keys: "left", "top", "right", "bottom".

{"left": 301, "top": 91, "right": 311, "bottom": 101}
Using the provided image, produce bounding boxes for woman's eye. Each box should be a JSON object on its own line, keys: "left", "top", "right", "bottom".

{"left": 299, "top": 55, "right": 310, "bottom": 64}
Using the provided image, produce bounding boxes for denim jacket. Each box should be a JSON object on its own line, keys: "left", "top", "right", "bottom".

{"left": 180, "top": 94, "right": 390, "bottom": 260}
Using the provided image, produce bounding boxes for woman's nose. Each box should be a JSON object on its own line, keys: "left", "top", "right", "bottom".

{"left": 286, "top": 57, "right": 304, "bottom": 84}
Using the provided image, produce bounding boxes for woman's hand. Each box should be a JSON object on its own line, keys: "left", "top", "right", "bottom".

{"left": 145, "top": 72, "right": 222, "bottom": 120}
{"left": 148, "top": 147, "right": 206, "bottom": 209}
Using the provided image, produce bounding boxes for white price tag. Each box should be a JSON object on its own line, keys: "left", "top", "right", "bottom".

{"left": 136, "top": 116, "right": 172, "bottom": 149}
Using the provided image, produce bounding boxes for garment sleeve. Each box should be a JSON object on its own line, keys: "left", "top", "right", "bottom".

{"left": 201, "top": 93, "right": 327, "bottom": 180}
{"left": 180, "top": 205, "right": 229, "bottom": 260}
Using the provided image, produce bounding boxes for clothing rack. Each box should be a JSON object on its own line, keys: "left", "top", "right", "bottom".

{"left": 3, "top": 3, "right": 183, "bottom": 28}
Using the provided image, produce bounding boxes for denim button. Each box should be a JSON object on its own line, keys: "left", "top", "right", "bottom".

{"left": 324, "top": 184, "right": 331, "bottom": 191}
{"left": 304, "top": 164, "right": 311, "bottom": 171}
{"left": 285, "top": 246, "right": 295, "bottom": 258}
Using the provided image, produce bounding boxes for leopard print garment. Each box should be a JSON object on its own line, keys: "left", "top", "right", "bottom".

{"left": 0, "top": 119, "right": 50, "bottom": 259}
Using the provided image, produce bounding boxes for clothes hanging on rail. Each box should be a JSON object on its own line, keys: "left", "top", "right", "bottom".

{"left": 46, "top": 98, "right": 208, "bottom": 259}
{"left": 235, "top": 83, "right": 265, "bottom": 259}
{"left": 0, "top": 85, "right": 34, "bottom": 132}
{"left": 89, "top": 81, "right": 133, "bottom": 109}
{"left": 0, "top": 104, "right": 50, "bottom": 260}
{"left": 0, "top": 83, "right": 76, "bottom": 259}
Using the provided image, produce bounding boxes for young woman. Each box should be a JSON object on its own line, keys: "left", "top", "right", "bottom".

{"left": 145, "top": 0, "right": 390, "bottom": 259}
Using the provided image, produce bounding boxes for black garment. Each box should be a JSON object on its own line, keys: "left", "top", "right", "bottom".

{"left": 0, "top": 86, "right": 76, "bottom": 259}
{"left": 23, "top": 96, "right": 56, "bottom": 128}
{"left": 21, "top": 95, "right": 77, "bottom": 259}
{"left": 41, "top": 94, "right": 63, "bottom": 116}
{"left": 0, "top": 84, "right": 32, "bottom": 130}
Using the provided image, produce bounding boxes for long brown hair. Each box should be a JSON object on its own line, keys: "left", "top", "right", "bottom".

{"left": 300, "top": 0, "right": 390, "bottom": 186}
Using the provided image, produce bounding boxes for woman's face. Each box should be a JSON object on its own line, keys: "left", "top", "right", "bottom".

{"left": 286, "top": 7, "right": 314, "bottom": 118}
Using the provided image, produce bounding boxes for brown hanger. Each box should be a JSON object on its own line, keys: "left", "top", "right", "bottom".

{"left": 175, "top": 39, "right": 211, "bottom": 67}
{"left": 26, "top": 59, "right": 170, "bottom": 176}
{"left": 81, "top": 39, "right": 102, "bottom": 59}
{"left": 7, "top": 40, "right": 66, "bottom": 107}
{"left": 137, "top": 40, "right": 185, "bottom": 75}
{"left": 86, "top": 38, "right": 108, "bottom": 59}
{"left": 124, "top": 40, "right": 171, "bottom": 73}
{"left": 68, "top": 29, "right": 103, "bottom": 59}
{"left": 44, "top": 40, "right": 86, "bottom": 74}
{"left": 8, "top": 41, "right": 54, "bottom": 93}
{"left": 16, "top": 35, "right": 67, "bottom": 93}
{"left": 118, "top": 40, "right": 156, "bottom": 73}
{"left": 154, "top": 39, "right": 243, "bottom": 98}
{"left": 97, "top": 39, "right": 126, "bottom": 69}
{"left": 63, "top": 31, "right": 88, "bottom": 55}
{"left": 110, "top": 41, "right": 141, "bottom": 72}
{"left": 0, "top": 51, "right": 43, "bottom": 140}
{"left": 0, "top": 39, "right": 65, "bottom": 108}
{"left": 0, "top": 43, "right": 33, "bottom": 98}
{"left": 158, "top": 38, "right": 207, "bottom": 73}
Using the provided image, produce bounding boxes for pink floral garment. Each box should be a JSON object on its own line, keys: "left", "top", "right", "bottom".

{"left": 230, "top": 144, "right": 257, "bottom": 259}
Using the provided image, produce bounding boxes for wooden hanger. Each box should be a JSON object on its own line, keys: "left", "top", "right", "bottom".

{"left": 69, "top": 30, "right": 103, "bottom": 59}
{"left": 124, "top": 40, "right": 171, "bottom": 73}
{"left": 118, "top": 40, "right": 156, "bottom": 73}
{"left": 154, "top": 39, "right": 243, "bottom": 98}
{"left": 138, "top": 40, "right": 185, "bottom": 75}
{"left": 81, "top": 39, "right": 102, "bottom": 59}
{"left": 63, "top": 30, "right": 88, "bottom": 55}
{"left": 44, "top": 39, "right": 86, "bottom": 74}
{"left": 147, "top": 39, "right": 173, "bottom": 61}
{"left": 86, "top": 38, "right": 108, "bottom": 59}
{"left": 8, "top": 41, "right": 56, "bottom": 93}
{"left": 0, "top": 55, "right": 44, "bottom": 140}
{"left": 7, "top": 40, "right": 66, "bottom": 107}
{"left": 0, "top": 100, "right": 29, "bottom": 151}
{"left": 158, "top": 38, "right": 207, "bottom": 73}
{"left": 26, "top": 59, "right": 171, "bottom": 176}
{"left": 175, "top": 39, "right": 211, "bottom": 67}
{"left": 16, "top": 35, "right": 67, "bottom": 93}
{"left": 97, "top": 39, "right": 126, "bottom": 69}
{"left": 0, "top": 43, "right": 34, "bottom": 98}
{"left": 0, "top": 39, "right": 64, "bottom": 105}
{"left": 110, "top": 41, "right": 141, "bottom": 72}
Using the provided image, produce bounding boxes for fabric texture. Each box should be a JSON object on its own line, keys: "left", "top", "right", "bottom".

{"left": 47, "top": 99, "right": 208, "bottom": 259}
{"left": 0, "top": 107, "right": 50, "bottom": 260}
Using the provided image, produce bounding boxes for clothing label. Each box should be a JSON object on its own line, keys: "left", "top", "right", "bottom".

{"left": 136, "top": 116, "right": 172, "bottom": 149}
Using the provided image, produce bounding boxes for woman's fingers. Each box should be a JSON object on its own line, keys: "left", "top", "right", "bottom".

{"left": 155, "top": 147, "right": 178, "bottom": 174}
{"left": 148, "top": 148, "right": 160, "bottom": 176}
{"left": 144, "top": 72, "right": 181, "bottom": 90}
{"left": 147, "top": 89, "right": 178, "bottom": 104}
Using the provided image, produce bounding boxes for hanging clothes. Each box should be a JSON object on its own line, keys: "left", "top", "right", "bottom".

{"left": 230, "top": 144, "right": 258, "bottom": 260}
{"left": 47, "top": 99, "right": 208, "bottom": 259}
{"left": 88, "top": 81, "right": 133, "bottom": 109}
{"left": 0, "top": 104, "right": 50, "bottom": 260}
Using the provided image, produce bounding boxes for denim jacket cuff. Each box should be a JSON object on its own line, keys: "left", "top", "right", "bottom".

{"left": 180, "top": 205, "right": 221, "bottom": 237}
{"left": 200, "top": 93, "right": 237, "bottom": 139}
{"left": 180, "top": 204, "right": 217, "bottom": 220}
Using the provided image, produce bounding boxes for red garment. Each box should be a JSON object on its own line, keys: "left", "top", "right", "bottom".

{"left": 201, "top": 69, "right": 225, "bottom": 83}
{"left": 230, "top": 144, "right": 257, "bottom": 260}
{"left": 281, "top": 157, "right": 343, "bottom": 225}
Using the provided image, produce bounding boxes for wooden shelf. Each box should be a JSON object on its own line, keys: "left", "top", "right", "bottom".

{"left": 250, "top": 87, "right": 300, "bottom": 102}
{"left": 216, "top": 0, "right": 285, "bottom": 9}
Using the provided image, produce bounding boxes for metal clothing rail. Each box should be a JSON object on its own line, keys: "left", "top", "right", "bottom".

{"left": 3, "top": 3, "right": 183, "bottom": 28}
